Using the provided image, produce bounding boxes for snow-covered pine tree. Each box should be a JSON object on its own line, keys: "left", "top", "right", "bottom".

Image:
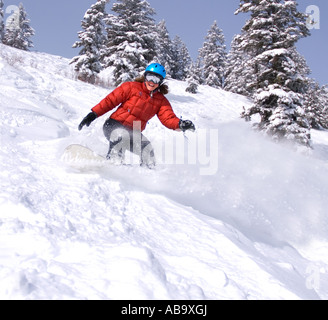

{"left": 70, "top": 0, "right": 109, "bottom": 84}
{"left": 0, "top": 0, "right": 4, "bottom": 42}
{"left": 237, "top": 0, "right": 312, "bottom": 148}
{"left": 199, "top": 21, "right": 227, "bottom": 88}
{"left": 185, "top": 59, "right": 202, "bottom": 94}
{"left": 170, "top": 36, "right": 191, "bottom": 81}
{"left": 156, "top": 20, "right": 174, "bottom": 78}
{"left": 104, "top": 0, "right": 157, "bottom": 86}
{"left": 3, "top": 3, "right": 34, "bottom": 51}
{"left": 224, "top": 34, "right": 255, "bottom": 97}
{"left": 319, "top": 85, "right": 328, "bottom": 129}
{"left": 304, "top": 80, "right": 328, "bottom": 130}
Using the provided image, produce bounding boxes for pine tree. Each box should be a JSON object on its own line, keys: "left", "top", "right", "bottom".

{"left": 304, "top": 80, "right": 328, "bottom": 130}
{"left": 104, "top": 0, "right": 157, "bottom": 86}
{"left": 186, "top": 60, "right": 201, "bottom": 94}
{"left": 170, "top": 36, "right": 191, "bottom": 81}
{"left": 321, "top": 86, "right": 328, "bottom": 129}
{"left": 3, "top": 3, "right": 34, "bottom": 50}
{"left": 199, "top": 21, "right": 227, "bottom": 88}
{"left": 224, "top": 34, "right": 255, "bottom": 96}
{"left": 0, "top": 0, "right": 4, "bottom": 42}
{"left": 156, "top": 20, "right": 174, "bottom": 78}
{"left": 237, "top": 0, "right": 312, "bottom": 148}
{"left": 70, "top": 0, "right": 109, "bottom": 84}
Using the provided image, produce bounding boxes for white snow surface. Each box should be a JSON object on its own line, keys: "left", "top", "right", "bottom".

{"left": 1, "top": 44, "right": 328, "bottom": 300}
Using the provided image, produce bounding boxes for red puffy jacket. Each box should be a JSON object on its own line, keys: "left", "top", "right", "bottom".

{"left": 92, "top": 81, "right": 180, "bottom": 132}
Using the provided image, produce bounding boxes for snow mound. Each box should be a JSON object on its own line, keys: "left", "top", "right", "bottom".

{"left": 1, "top": 44, "right": 328, "bottom": 300}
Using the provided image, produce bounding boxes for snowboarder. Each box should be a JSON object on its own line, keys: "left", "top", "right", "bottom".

{"left": 78, "top": 63, "right": 195, "bottom": 167}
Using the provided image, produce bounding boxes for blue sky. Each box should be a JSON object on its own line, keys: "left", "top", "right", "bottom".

{"left": 2, "top": 0, "right": 327, "bottom": 85}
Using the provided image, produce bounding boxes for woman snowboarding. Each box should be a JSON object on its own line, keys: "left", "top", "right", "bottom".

{"left": 78, "top": 63, "right": 195, "bottom": 167}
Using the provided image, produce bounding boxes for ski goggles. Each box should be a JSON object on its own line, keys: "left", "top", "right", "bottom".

{"left": 145, "top": 73, "right": 163, "bottom": 84}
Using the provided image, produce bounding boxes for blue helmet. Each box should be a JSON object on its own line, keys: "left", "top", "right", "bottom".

{"left": 145, "top": 63, "right": 166, "bottom": 80}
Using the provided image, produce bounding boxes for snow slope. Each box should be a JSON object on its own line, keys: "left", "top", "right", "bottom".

{"left": 1, "top": 44, "right": 328, "bottom": 300}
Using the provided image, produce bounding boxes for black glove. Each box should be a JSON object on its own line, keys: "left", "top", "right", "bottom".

{"left": 179, "top": 120, "right": 195, "bottom": 132}
{"left": 78, "top": 112, "right": 98, "bottom": 131}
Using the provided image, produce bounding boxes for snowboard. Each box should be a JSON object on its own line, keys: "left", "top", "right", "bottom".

{"left": 62, "top": 144, "right": 154, "bottom": 170}
{"left": 61, "top": 144, "right": 107, "bottom": 169}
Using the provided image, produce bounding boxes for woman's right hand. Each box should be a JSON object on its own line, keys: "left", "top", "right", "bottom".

{"left": 78, "top": 112, "right": 98, "bottom": 131}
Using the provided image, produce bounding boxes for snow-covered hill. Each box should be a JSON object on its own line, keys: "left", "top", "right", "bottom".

{"left": 1, "top": 44, "right": 328, "bottom": 300}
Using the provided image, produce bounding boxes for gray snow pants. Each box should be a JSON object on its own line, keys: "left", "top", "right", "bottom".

{"left": 103, "top": 118, "right": 155, "bottom": 167}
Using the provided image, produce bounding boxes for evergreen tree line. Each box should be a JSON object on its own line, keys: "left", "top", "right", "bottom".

{"left": 0, "top": 1, "right": 34, "bottom": 51}
{"left": 71, "top": 0, "right": 327, "bottom": 148}
{"left": 1, "top": 0, "right": 327, "bottom": 147}
{"left": 70, "top": 0, "right": 227, "bottom": 90}
{"left": 226, "top": 0, "right": 328, "bottom": 147}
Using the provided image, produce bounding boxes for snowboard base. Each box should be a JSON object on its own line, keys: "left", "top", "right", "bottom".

{"left": 61, "top": 144, "right": 107, "bottom": 169}
{"left": 61, "top": 144, "right": 154, "bottom": 171}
